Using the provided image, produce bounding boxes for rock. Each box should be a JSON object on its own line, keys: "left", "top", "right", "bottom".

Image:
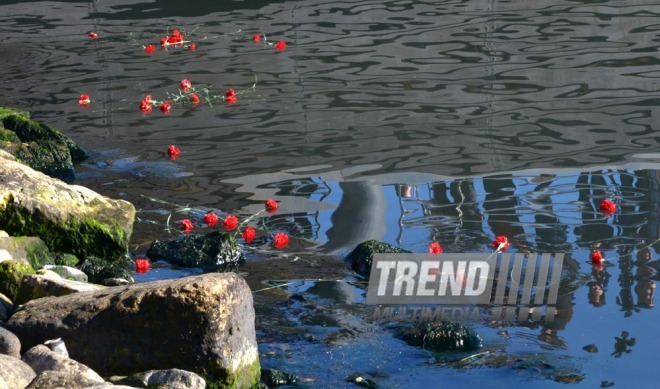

{"left": 0, "top": 110, "right": 87, "bottom": 182}
{"left": 0, "top": 293, "right": 12, "bottom": 321}
{"left": 14, "top": 274, "right": 104, "bottom": 305}
{"left": 52, "top": 252, "right": 80, "bottom": 267}
{"left": 147, "top": 231, "right": 245, "bottom": 271}
{"left": 79, "top": 256, "right": 134, "bottom": 285}
{"left": 346, "top": 240, "right": 411, "bottom": 277}
{"left": 0, "top": 149, "right": 135, "bottom": 262}
{"left": 101, "top": 278, "right": 131, "bottom": 286}
{"left": 6, "top": 273, "right": 260, "bottom": 388}
{"left": 0, "top": 231, "right": 8, "bottom": 238}
{"left": 395, "top": 321, "right": 483, "bottom": 352}
{"left": 0, "top": 250, "right": 11, "bottom": 263}
{"left": 0, "top": 327, "right": 21, "bottom": 358}
{"left": 0, "top": 259, "right": 36, "bottom": 301}
{"left": 41, "top": 265, "right": 87, "bottom": 282}
{"left": 24, "top": 370, "right": 105, "bottom": 389}
{"left": 0, "top": 353, "right": 36, "bottom": 389}
{"left": 116, "top": 368, "right": 206, "bottom": 389}
{"left": 261, "top": 368, "right": 297, "bottom": 387}
{"left": 22, "top": 344, "right": 104, "bottom": 383}
{"left": 346, "top": 372, "right": 378, "bottom": 388}
{"left": 0, "top": 236, "right": 54, "bottom": 270}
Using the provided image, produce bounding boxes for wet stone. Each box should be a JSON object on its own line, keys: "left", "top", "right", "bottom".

{"left": 147, "top": 231, "right": 245, "bottom": 271}
{"left": 261, "top": 368, "right": 297, "bottom": 387}
{"left": 395, "top": 321, "right": 483, "bottom": 352}
{"left": 346, "top": 240, "right": 411, "bottom": 277}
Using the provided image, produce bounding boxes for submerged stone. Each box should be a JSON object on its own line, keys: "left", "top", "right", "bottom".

{"left": 346, "top": 240, "right": 411, "bottom": 277}
{"left": 396, "top": 321, "right": 483, "bottom": 352}
{"left": 147, "top": 231, "right": 245, "bottom": 271}
{"left": 261, "top": 368, "right": 297, "bottom": 387}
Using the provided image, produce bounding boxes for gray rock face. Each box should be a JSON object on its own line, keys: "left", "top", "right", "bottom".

{"left": 15, "top": 273, "right": 104, "bottom": 305}
{"left": 0, "top": 293, "right": 12, "bottom": 321}
{"left": 0, "top": 353, "right": 36, "bottom": 389}
{"left": 118, "top": 368, "right": 206, "bottom": 389}
{"left": 24, "top": 370, "right": 104, "bottom": 389}
{"left": 0, "top": 327, "right": 20, "bottom": 358}
{"left": 0, "top": 150, "right": 135, "bottom": 262}
{"left": 41, "top": 265, "right": 88, "bottom": 282}
{"left": 6, "top": 273, "right": 260, "bottom": 388}
{"left": 22, "top": 345, "right": 104, "bottom": 383}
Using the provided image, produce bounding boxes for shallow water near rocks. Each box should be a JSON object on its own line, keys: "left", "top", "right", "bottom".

{"left": 1, "top": 0, "right": 659, "bottom": 387}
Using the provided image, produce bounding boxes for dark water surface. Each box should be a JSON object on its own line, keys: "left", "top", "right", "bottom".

{"left": 1, "top": 0, "right": 659, "bottom": 387}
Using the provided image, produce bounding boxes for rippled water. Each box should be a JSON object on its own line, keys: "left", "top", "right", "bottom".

{"left": 1, "top": 0, "right": 659, "bottom": 387}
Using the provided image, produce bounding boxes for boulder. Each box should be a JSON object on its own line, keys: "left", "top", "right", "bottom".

{"left": 0, "top": 231, "right": 8, "bottom": 238}
{"left": 0, "top": 293, "right": 12, "bottom": 321}
{"left": 147, "top": 231, "right": 245, "bottom": 271}
{"left": 0, "top": 236, "right": 54, "bottom": 270}
{"left": 79, "top": 256, "right": 133, "bottom": 285}
{"left": 6, "top": 273, "right": 260, "bottom": 388}
{"left": 41, "top": 265, "right": 87, "bottom": 282}
{"left": 0, "top": 327, "right": 21, "bottom": 358}
{"left": 346, "top": 240, "right": 411, "bottom": 277}
{"left": 0, "top": 250, "right": 10, "bottom": 262}
{"left": 24, "top": 370, "right": 105, "bottom": 389}
{"left": 0, "top": 259, "right": 36, "bottom": 301}
{"left": 22, "top": 344, "right": 104, "bottom": 383}
{"left": 15, "top": 273, "right": 104, "bottom": 305}
{"left": 0, "top": 150, "right": 135, "bottom": 262}
{"left": 394, "top": 321, "right": 482, "bottom": 352}
{"left": 114, "top": 368, "right": 206, "bottom": 389}
{"left": 0, "top": 109, "right": 87, "bottom": 182}
{"left": 0, "top": 353, "right": 36, "bottom": 389}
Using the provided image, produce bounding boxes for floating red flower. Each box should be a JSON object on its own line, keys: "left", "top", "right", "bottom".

{"left": 181, "top": 219, "right": 194, "bottom": 233}
{"left": 78, "top": 94, "right": 91, "bottom": 108}
{"left": 160, "top": 37, "right": 167, "bottom": 47}
{"left": 225, "top": 88, "right": 237, "bottom": 105}
{"left": 190, "top": 43, "right": 196, "bottom": 51}
{"left": 89, "top": 31, "right": 98, "bottom": 39}
{"left": 190, "top": 93, "right": 200, "bottom": 105}
{"left": 265, "top": 199, "right": 278, "bottom": 213}
{"left": 204, "top": 211, "right": 219, "bottom": 227}
{"left": 492, "top": 236, "right": 509, "bottom": 251}
{"left": 253, "top": 34, "right": 261, "bottom": 44}
{"left": 144, "top": 44, "right": 155, "bottom": 54}
{"left": 599, "top": 199, "right": 616, "bottom": 215}
{"left": 167, "top": 145, "right": 180, "bottom": 159}
{"left": 135, "top": 258, "right": 150, "bottom": 274}
{"left": 273, "top": 232, "right": 289, "bottom": 249}
{"left": 242, "top": 226, "right": 256, "bottom": 244}
{"left": 591, "top": 251, "right": 604, "bottom": 264}
{"left": 159, "top": 100, "right": 172, "bottom": 114}
{"left": 223, "top": 215, "right": 239, "bottom": 231}
{"left": 429, "top": 242, "right": 443, "bottom": 254}
{"left": 140, "top": 95, "right": 153, "bottom": 114}
{"left": 275, "top": 41, "right": 286, "bottom": 52}
{"left": 180, "top": 79, "right": 192, "bottom": 92}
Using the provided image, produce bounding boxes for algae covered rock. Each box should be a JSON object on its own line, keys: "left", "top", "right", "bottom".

{"left": 395, "top": 321, "right": 483, "bottom": 352}
{"left": 0, "top": 236, "right": 54, "bottom": 270}
{"left": 147, "top": 231, "right": 245, "bottom": 271}
{"left": 0, "top": 109, "right": 87, "bottom": 182}
{"left": 0, "top": 150, "right": 135, "bottom": 262}
{"left": 79, "top": 256, "right": 133, "bottom": 285}
{"left": 0, "top": 259, "right": 36, "bottom": 301}
{"left": 346, "top": 240, "right": 411, "bottom": 277}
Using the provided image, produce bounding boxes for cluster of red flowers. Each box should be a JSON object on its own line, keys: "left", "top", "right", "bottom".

{"left": 160, "top": 29, "right": 185, "bottom": 47}
{"left": 177, "top": 199, "right": 288, "bottom": 250}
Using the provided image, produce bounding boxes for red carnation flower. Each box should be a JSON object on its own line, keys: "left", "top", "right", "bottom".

{"left": 140, "top": 95, "right": 153, "bottom": 114}
{"left": 223, "top": 215, "right": 239, "bottom": 231}
{"left": 181, "top": 219, "right": 194, "bottom": 233}
{"left": 273, "top": 232, "right": 289, "bottom": 249}
{"left": 225, "top": 88, "right": 237, "bottom": 105}
{"left": 429, "top": 242, "right": 443, "bottom": 254}
{"left": 242, "top": 227, "right": 256, "bottom": 244}
{"left": 89, "top": 31, "right": 98, "bottom": 39}
{"left": 591, "top": 251, "right": 604, "bottom": 264}
{"left": 190, "top": 43, "right": 196, "bottom": 51}
{"left": 167, "top": 145, "right": 180, "bottom": 159}
{"left": 180, "top": 79, "right": 192, "bottom": 92}
{"left": 275, "top": 41, "right": 286, "bottom": 51}
{"left": 135, "top": 258, "right": 150, "bottom": 274}
{"left": 159, "top": 100, "right": 171, "bottom": 114}
{"left": 144, "top": 45, "right": 155, "bottom": 54}
{"left": 492, "top": 236, "right": 509, "bottom": 252}
{"left": 599, "top": 199, "right": 616, "bottom": 215}
{"left": 253, "top": 34, "right": 261, "bottom": 44}
{"left": 204, "top": 212, "right": 219, "bottom": 227}
{"left": 78, "top": 94, "right": 91, "bottom": 108}
{"left": 172, "top": 29, "right": 181, "bottom": 38}
{"left": 265, "top": 199, "right": 278, "bottom": 213}
{"left": 160, "top": 37, "right": 168, "bottom": 47}
{"left": 190, "top": 93, "right": 200, "bottom": 105}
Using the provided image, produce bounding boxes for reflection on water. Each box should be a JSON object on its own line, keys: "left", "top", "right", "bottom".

{"left": 1, "top": 0, "right": 660, "bottom": 386}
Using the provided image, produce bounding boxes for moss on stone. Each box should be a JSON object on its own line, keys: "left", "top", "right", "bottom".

{"left": 201, "top": 358, "right": 261, "bottom": 389}
{"left": 346, "top": 240, "right": 411, "bottom": 277}
{"left": 0, "top": 259, "right": 36, "bottom": 301}
{"left": 0, "top": 107, "right": 29, "bottom": 121}
{"left": 0, "top": 128, "right": 20, "bottom": 143}
{"left": 53, "top": 253, "right": 80, "bottom": 267}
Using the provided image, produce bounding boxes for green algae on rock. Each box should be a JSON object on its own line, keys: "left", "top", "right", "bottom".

{"left": 0, "top": 236, "right": 54, "bottom": 270}
{"left": 0, "top": 108, "right": 87, "bottom": 182}
{"left": 0, "top": 259, "right": 36, "bottom": 301}
{"left": 346, "top": 240, "right": 411, "bottom": 277}
{"left": 0, "top": 150, "right": 135, "bottom": 262}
